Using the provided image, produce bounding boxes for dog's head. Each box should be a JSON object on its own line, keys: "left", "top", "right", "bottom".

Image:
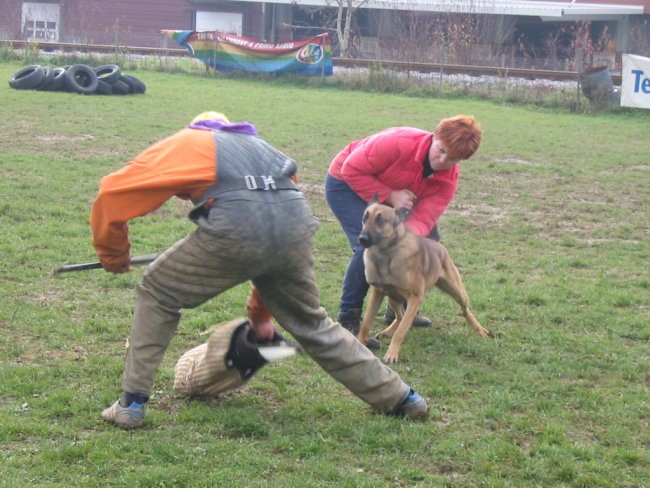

{"left": 358, "top": 193, "right": 410, "bottom": 249}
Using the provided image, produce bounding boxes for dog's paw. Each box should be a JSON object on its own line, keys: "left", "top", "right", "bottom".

{"left": 383, "top": 351, "right": 401, "bottom": 364}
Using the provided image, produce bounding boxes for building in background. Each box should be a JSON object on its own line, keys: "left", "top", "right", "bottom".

{"left": 0, "top": 0, "right": 648, "bottom": 69}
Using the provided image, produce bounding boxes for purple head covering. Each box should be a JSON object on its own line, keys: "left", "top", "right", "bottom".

{"left": 188, "top": 119, "right": 258, "bottom": 136}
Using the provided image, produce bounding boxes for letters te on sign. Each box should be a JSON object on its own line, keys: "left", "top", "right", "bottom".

{"left": 621, "top": 53, "right": 650, "bottom": 109}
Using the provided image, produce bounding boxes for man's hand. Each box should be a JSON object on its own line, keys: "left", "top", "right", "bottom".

{"left": 249, "top": 318, "right": 276, "bottom": 341}
{"left": 102, "top": 258, "right": 130, "bottom": 274}
{"left": 388, "top": 189, "right": 417, "bottom": 209}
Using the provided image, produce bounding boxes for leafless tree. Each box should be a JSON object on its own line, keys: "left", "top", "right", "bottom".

{"left": 329, "top": 0, "right": 371, "bottom": 58}
{"left": 382, "top": 0, "right": 516, "bottom": 65}
{"left": 387, "top": 10, "right": 440, "bottom": 63}
{"left": 627, "top": 17, "right": 650, "bottom": 57}
{"left": 288, "top": 0, "right": 367, "bottom": 57}
{"left": 542, "top": 26, "right": 571, "bottom": 70}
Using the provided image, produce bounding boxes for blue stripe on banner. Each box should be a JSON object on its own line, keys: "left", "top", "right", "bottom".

{"left": 204, "top": 58, "right": 333, "bottom": 76}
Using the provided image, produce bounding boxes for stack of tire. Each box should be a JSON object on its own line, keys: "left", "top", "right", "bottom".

{"left": 8, "top": 64, "right": 146, "bottom": 95}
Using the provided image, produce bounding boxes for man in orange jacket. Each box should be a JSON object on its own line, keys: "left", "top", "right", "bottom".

{"left": 92, "top": 112, "right": 428, "bottom": 428}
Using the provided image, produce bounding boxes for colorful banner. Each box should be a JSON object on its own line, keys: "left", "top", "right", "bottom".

{"left": 621, "top": 53, "right": 650, "bottom": 109}
{"left": 163, "top": 30, "right": 333, "bottom": 77}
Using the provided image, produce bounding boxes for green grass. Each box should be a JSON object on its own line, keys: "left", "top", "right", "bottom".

{"left": 0, "top": 60, "right": 648, "bottom": 487}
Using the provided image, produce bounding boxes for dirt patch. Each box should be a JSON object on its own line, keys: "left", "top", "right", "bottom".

{"left": 17, "top": 347, "right": 88, "bottom": 364}
{"left": 452, "top": 202, "right": 509, "bottom": 223}
{"left": 493, "top": 157, "right": 537, "bottom": 166}
{"left": 36, "top": 134, "right": 95, "bottom": 143}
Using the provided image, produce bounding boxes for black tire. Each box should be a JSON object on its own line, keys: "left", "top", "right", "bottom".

{"left": 36, "top": 66, "right": 55, "bottom": 90}
{"left": 64, "top": 64, "right": 98, "bottom": 94}
{"left": 117, "top": 74, "right": 137, "bottom": 94}
{"left": 94, "top": 64, "right": 121, "bottom": 84}
{"left": 110, "top": 79, "right": 130, "bottom": 95}
{"left": 8, "top": 65, "right": 45, "bottom": 90}
{"left": 123, "top": 74, "right": 146, "bottom": 94}
{"left": 47, "top": 67, "right": 67, "bottom": 91}
{"left": 94, "top": 79, "right": 113, "bottom": 95}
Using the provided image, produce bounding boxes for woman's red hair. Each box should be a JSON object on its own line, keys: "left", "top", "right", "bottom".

{"left": 435, "top": 115, "right": 482, "bottom": 161}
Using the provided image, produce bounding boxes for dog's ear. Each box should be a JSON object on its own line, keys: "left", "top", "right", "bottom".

{"left": 369, "top": 192, "right": 380, "bottom": 205}
{"left": 395, "top": 207, "right": 411, "bottom": 224}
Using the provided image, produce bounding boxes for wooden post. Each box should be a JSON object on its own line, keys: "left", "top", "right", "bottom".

{"left": 114, "top": 19, "right": 120, "bottom": 57}
{"left": 576, "top": 48, "right": 583, "bottom": 111}
{"left": 438, "top": 42, "right": 446, "bottom": 98}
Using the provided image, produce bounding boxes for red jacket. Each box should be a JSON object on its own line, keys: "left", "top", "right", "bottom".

{"left": 328, "top": 127, "right": 459, "bottom": 237}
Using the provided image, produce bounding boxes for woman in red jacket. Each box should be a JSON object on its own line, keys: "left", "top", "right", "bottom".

{"left": 325, "top": 115, "right": 482, "bottom": 342}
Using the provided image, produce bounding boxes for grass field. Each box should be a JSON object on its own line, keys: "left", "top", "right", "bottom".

{"left": 0, "top": 60, "right": 648, "bottom": 487}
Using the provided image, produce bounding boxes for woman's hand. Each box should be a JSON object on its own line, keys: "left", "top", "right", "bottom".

{"left": 388, "top": 189, "right": 417, "bottom": 209}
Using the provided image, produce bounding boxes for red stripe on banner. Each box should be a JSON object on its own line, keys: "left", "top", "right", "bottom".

{"left": 188, "top": 32, "right": 329, "bottom": 55}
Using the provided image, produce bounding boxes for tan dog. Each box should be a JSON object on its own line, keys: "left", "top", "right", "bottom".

{"left": 357, "top": 196, "right": 490, "bottom": 363}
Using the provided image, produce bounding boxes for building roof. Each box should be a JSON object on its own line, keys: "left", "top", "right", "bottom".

{"left": 238, "top": 0, "right": 647, "bottom": 18}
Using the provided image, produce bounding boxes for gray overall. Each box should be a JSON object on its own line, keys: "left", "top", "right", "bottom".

{"left": 122, "top": 130, "right": 409, "bottom": 413}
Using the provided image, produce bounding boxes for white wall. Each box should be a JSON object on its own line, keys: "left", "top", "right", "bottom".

{"left": 196, "top": 11, "right": 243, "bottom": 36}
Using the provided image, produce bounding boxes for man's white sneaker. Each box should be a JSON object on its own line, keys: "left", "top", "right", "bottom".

{"left": 101, "top": 399, "right": 145, "bottom": 429}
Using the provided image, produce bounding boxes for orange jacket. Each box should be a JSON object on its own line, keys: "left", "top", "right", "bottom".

{"left": 90, "top": 127, "right": 271, "bottom": 323}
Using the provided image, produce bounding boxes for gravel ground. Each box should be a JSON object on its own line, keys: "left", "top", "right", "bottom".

{"left": 333, "top": 65, "right": 581, "bottom": 92}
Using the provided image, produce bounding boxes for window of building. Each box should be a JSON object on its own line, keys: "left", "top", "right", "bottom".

{"left": 22, "top": 2, "right": 60, "bottom": 41}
